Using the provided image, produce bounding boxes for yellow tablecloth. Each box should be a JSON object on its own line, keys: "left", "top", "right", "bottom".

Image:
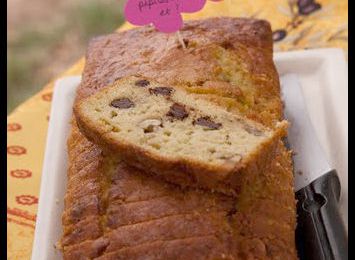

{"left": 7, "top": 0, "right": 347, "bottom": 259}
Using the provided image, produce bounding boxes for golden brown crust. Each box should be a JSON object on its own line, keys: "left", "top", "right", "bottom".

{"left": 61, "top": 17, "right": 297, "bottom": 259}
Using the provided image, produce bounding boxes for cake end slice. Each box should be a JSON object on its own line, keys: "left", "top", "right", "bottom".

{"left": 74, "top": 76, "right": 288, "bottom": 196}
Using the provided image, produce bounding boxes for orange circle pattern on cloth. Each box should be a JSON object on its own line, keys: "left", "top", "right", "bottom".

{"left": 7, "top": 146, "right": 27, "bottom": 156}
{"left": 10, "top": 169, "right": 32, "bottom": 179}
{"left": 7, "top": 1, "right": 348, "bottom": 259}
{"left": 7, "top": 123, "right": 22, "bottom": 132}
{"left": 16, "top": 195, "right": 39, "bottom": 206}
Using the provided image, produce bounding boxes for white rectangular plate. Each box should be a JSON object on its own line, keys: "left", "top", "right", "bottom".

{"left": 31, "top": 48, "right": 348, "bottom": 260}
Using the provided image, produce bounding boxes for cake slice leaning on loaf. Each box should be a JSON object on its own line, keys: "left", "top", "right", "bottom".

{"left": 75, "top": 76, "right": 288, "bottom": 196}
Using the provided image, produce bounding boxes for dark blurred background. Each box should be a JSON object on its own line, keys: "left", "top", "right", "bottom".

{"left": 7, "top": 0, "right": 125, "bottom": 114}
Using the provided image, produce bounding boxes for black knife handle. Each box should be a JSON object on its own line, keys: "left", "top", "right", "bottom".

{"left": 295, "top": 170, "right": 348, "bottom": 260}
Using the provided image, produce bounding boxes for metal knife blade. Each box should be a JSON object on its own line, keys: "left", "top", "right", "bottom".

{"left": 280, "top": 74, "right": 332, "bottom": 192}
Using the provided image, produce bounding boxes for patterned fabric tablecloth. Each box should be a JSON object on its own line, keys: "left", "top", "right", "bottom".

{"left": 7, "top": 0, "right": 347, "bottom": 259}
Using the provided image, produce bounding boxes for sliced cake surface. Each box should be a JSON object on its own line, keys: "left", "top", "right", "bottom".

{"left": 75, "top": 76, "right": 287, "bottom": 195}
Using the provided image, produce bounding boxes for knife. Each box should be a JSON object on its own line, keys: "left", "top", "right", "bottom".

{"left": 280, "top": 74, "right": 348, "bottom": 260}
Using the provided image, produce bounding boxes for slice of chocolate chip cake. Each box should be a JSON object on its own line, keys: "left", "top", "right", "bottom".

{"left": 74, "top": 76, "right": 287, "bottom": 196}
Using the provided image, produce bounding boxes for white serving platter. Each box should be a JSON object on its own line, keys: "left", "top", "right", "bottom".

{"left": 31, "top": 48, "right": 348, "bottom": 260}
{"left": 275, "top": 48, "right": 348, "bottom": 230}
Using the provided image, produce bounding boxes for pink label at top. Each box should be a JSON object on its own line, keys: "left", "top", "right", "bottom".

{"left": 124, "top": 0, "right": 207, "bottom": 33}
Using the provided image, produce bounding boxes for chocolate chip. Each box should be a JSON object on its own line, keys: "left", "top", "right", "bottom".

{"left": 243, "top": 124, "right": 264, "bottom": 136}
{"left": 193, "top": 116, "right": 222, "bottom": 130}
{"left": 134, "top": 79, "right": 150, "bottom": 87}
{"left": 110, "top": 98, "right": 135, "bottom": 109}
{"left": 166, "top": 103, "right": 189, "bottom": 120}
{"left": 149, "top": 87, "right": 174, "bottom": 96}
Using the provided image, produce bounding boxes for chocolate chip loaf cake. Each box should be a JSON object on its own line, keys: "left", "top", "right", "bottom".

{"left": 75, "top": 76, "right": 287, "bottom": 196}
{"left": 60, "top": 17, "right": 298, "bottom": 259}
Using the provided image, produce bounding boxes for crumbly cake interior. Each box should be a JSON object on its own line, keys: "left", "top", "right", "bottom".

{"left": 78, "top": 76, "right": 278, "bottom": 167}
{"left": 61, "top": 17, "right": 298, "bottom": 259}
